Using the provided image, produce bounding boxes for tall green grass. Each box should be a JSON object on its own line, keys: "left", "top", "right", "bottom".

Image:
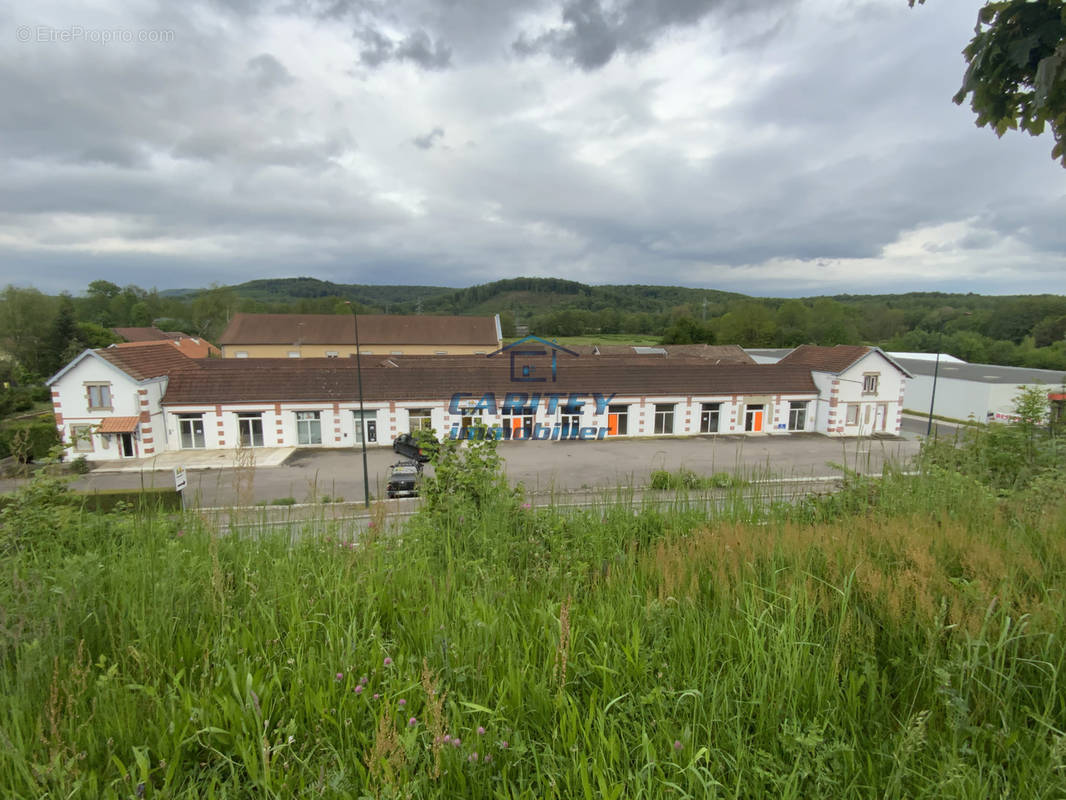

{"left": 0, "top": 465, "right": 1064, "bottom": 798}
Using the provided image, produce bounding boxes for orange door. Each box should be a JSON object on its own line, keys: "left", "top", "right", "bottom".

{"left": 752, "top": 411, "right": 763, "bottom": 432}
{"left": 608, "top": 414, "right": 619, "bottom": 436}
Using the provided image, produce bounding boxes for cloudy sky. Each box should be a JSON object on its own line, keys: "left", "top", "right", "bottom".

{"left": 1, "top": 0, "right": 1064, "bottom": 297}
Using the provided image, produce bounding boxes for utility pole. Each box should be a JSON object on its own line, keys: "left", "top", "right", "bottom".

{"left": 345, "top": 302, "right": 371, "bottom": 507}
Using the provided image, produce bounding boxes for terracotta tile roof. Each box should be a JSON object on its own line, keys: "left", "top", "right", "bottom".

{"left": 113, "top": 338, "right": 221, "bottom": 359}
{"left": 162, "top": 356, "right": 817, "bottom": 405}
{"left": 218, "top": 313, "right": 500, "bottom": 347}
{"left": 97, "top": 416, "right": 140, "bottom": 433}
{"left": 778, "top": 345, "right": 873, "bottom": 373}
{"left": 97, "top": 342, "right": 200, "bottom": 381}
{"left": 112, "top": 326, "right": 176, "bottom": 342}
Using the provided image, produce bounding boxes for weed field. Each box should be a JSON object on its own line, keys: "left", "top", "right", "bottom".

{"left": 1, "top": 455, "right": 1065, "bottom": 797}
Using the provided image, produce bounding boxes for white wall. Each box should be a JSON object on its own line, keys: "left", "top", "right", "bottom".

{"left": 55, "top": 356, "right": 141, "bottom": 419}
{"left": 816, "top": 352, "right": 907, "bottom": 437}
{"left": 903, "top": 375, "right": 1054, "bottom": 423}
{"left": 904, "top": 375, "right": 993, "bottom": 422}
{"left": 51, "top": 355, "right": 166, "bottom": 462}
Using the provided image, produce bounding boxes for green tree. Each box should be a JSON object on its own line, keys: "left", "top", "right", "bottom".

{"left": 83, "top": 280, "right": 122, "bottom": 324}
{"left": 191, "top": 284, "right": 238, "bottom": 340}
{"left": 1033, "top": 314, "right": 1066, "bottom": 346}
{"left": 129, "top": 301, "right": 153, "bottom": 327}
{"left": 498, "top": 310, "right": 517, "bottom": 338}
{"left": 42, "top": 295, "right": 79, "bottom": 376}
{"left": 661, "top": 316, "right": 712, "bottom": 345}
{"left": 75, "top": 322, "right": 122, "bottom": 349}
{"left": 717, "top": 302, "right": 778, "bottom": 346}
{"left": 0, "top": 286, "right": 57, "bottom": 376}
{"left": 807, "top": 299, "right": 857, "bottom": 346}
{"left": 774, "top": 300, "right": 811, "bottom": 347}
{"left": 915, "top": 0, "right": 1066, "bottom": 166}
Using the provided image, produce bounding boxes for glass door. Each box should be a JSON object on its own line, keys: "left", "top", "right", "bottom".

{"left": 353, "top": 411, "right": 377, "bottom": 444}
{"left": 237, "top": 414, "right": 264, "bottom": 447}
{"left": 745, "top": 405, "right": 765, "bottom": 432}
{"left": 179, "top": 415, "right": 206, "bottom": 448}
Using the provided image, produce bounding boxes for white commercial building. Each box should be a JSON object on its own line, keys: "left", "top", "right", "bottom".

{"left": 49, "top": 341, "right": 911, "bottom": 462}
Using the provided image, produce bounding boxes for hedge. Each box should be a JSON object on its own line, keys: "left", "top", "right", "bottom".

{"left": 0, "top": 488, "right": 182, "bottom": 513}
{"left": 0, "top": 416, "right": 60, "bottom": 461}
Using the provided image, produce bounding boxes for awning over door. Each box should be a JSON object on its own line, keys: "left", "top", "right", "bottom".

{"left": 97, "top": 416, "right": 140, "bottom": 433}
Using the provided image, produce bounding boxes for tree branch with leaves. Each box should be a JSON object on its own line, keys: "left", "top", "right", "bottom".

{"left": 914, "top": 0, "right": 1066, "bottom": 166}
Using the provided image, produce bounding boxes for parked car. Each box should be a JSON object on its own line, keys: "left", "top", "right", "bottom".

{"left": 386, "top": 460, "right": 423, "bottom": 499}
{"left": 392, "top": 432, "right": 433, "bottom": 463}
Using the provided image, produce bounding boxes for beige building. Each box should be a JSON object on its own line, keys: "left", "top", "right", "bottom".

{"left": 218, "top": 312, "right": 502, "bottom": 358}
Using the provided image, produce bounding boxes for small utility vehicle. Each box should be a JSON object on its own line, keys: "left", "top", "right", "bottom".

{"left": 385, "top": 460, "right": 423, "bottom": 499}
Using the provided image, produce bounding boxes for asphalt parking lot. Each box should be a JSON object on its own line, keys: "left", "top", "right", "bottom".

{"left": 1, "top": 432, "right": 921, "bottom": 508}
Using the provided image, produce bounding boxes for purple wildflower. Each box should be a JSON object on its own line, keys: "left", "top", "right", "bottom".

{"left": 383, "top": 657, "right": 393, "bottom": 666}
{"left": 468, "top": 752, "right": 478, "bottom": 762}
{"left": 452, "top": 738, "right": 461, "bottom": 747}
{"left": 408, "top": 717, "right": 418, "bottom": 727}
{"left": 354, "top": 685, "right": 363, "bottom": 695}
{"left": 673, "top": 740, "right": 683, "bottom": 752}
{"left": 500, "top": 741, "right": 508, "bottom": 749}
{"left": 477, "top": 726, "right": 486, "bottom": 736}
{"left": 335, "top": 672, "right": 344, "bottom": 682}
{"left": 398, "top": 698, "right": 406, "bottom": 707}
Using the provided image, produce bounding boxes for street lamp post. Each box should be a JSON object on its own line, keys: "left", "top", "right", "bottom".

{"left": 926, "top": 327, "right": 944, "bottom": 438}
{"left": 345, "top": 302, "right": 371, "bottom": 508}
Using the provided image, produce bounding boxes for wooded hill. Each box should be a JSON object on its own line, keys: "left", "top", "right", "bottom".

{"left": 162, "top": 276, "right": 749, "bottom": 317}
{"left": 2, "top": 278, "right": 1065, "bottom": 391}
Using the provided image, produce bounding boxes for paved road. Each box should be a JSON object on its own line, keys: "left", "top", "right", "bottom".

{"left": 900, "top": 414, "right": 969, "bottom": 439}
{"left": 1, "top": 434, "right": 920, "bottom": 507}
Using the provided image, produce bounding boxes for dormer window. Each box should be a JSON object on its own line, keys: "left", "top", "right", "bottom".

{"left": 862, "top": 373, "right": 879, "bottom": 394}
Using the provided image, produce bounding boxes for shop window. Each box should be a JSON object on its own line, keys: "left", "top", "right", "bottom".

{"left": 654, "top": 404, "right": 674, "bottom": 435}
{"left": 296, "top": 411, "right": 322, "bottom": 445}
{"left": 700, "top": 403, "right": 721, "bottom": 433}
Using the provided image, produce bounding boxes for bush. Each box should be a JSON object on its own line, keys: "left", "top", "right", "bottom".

{"left": 271, "top": 497, "right": 296, "bottom": 506}
{"left": 70, "top": 455, "right": 90, "bottom": 474}
{"left": 421, "top": 425, "right": 517, "bottom": 517}
{"left": 649, "top": 469, "right": 672, "bottom": 489}
{"left": 77, "top": 488, "right": 182, "bottom": 513}
{"left": 921, "top": 386, "right": 1064, "bottom": 494}
{"left": 648, "top": 468, "right": 747, "bottom": 490}
{"left": 0, "top": 417, "right": 60, "bottom": 462}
